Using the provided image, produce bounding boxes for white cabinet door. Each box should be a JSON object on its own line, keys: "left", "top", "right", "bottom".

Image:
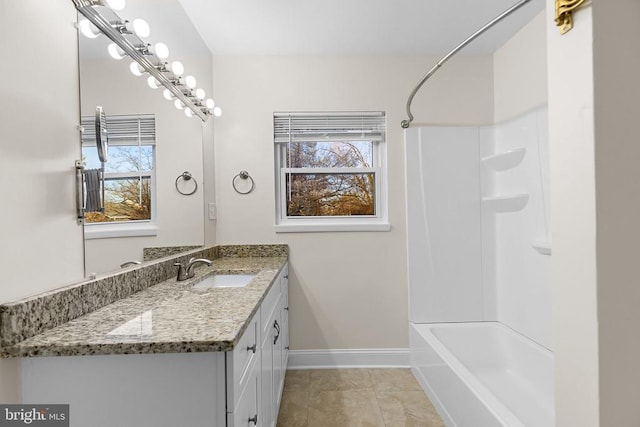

{"left": 281, "top": 276, "right": 289, "bottom": 375}
{"left": 227, "top": 315, "right": 260, "bottom": 407}
{"left": 278, "top": 287, "right": 289, "bottom": 409}
{"left": 260, "top": 319, "right": 275, "bottom": 427}
{"left": 272, "top": 310, "right": 285, "bottom": 408}
{"left": 257, "top": 263, "right": 289, "bottom": 427}
{"left": 228, "top": 366, "right": 260, "bottom": 427}
{"left": 263, "top": 296, "right": 283, "bottom": 427}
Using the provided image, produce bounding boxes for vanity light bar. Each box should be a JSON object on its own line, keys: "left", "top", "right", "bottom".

{"left": 72, "top": 0, "right": 213, "bottom": 121}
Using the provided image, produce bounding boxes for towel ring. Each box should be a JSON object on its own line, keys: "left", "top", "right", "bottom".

{"left": 175, "top": 171, "right": 198, "bottom": 196}
{"left": 232, "top": 170, "right": 255, "bottom": 194}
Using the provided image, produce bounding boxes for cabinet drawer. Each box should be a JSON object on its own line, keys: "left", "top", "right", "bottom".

{"left": 227, "top": 315, "right": 259, "bottom": 406}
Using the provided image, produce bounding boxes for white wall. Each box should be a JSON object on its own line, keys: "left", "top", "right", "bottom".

{"left": 212, "top": 55, "right": 493, "bottom": 351}
{"left": 546, "top": 3, "right": 599, "bottom": 426}
{"left": 0, "top": 0, "right": 84, "bottom": 402}
{"left": 592, "top": 1, "right": 640, "bottom": 425}
{"left": 494, "top": 11, "right": 548, "bottom": 122}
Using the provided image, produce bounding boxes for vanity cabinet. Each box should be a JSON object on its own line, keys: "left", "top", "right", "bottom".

{"left": 259, "top": 265, "right": 289, "bottom": 427}
{"left": 230, "top": 264, "right": 288, "bottom": 427}
{"left": 20, "top": 263, "right": 289, "bottom": 427}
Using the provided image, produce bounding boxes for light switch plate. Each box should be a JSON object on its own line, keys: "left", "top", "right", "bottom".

{"left": 208, "top": 203, "right": 217, "bottom": 220}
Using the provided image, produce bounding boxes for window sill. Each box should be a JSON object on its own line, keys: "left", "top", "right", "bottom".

{"left": 274, "top": 221, "right": 391, "bottom": 233}
{"left": 84, "top": 222, "right": 158, "bottom": 240}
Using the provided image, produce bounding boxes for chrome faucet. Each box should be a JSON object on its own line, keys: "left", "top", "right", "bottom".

{"left": 174, "top": 258, "right": 212, "bottom": 281}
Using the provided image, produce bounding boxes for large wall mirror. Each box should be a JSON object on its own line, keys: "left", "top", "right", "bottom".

{"left": 78, "top": 0, "right": 213, "bottom": 276}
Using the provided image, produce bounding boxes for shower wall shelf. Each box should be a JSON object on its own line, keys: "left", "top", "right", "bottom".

{"left": 531, "top": 240, "right": 552, "bottom": 255}
{"left": 482, "top": 194, "right": 529, "bottom": 212}
{"left": 482, "top": 148, "right": 526, "bottom": 171}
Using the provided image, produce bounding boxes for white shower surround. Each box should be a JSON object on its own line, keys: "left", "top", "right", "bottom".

{"left": 405, "top": 107, "right": 553, "bottom": 426}
{"left": 493, "top": 107, "right": 551, "bottom": 348}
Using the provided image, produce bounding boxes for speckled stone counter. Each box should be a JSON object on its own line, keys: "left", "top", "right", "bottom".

{"left": 0, "top": 246, "right": 288, "bottom": 358}
{"left": 143, "top": 245, "right": 203, "bottom": 261}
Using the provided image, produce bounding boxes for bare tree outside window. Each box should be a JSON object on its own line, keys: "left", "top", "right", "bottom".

{"left": 285, "top": 141, "right": 375, "bottom": 216}
{"left": 85, "top": 178, "right": 151, "bottom": 223}
{"left": 83, "top": 143, "right": 154, "bottom": 223}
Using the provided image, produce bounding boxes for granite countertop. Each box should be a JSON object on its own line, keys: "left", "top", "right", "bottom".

{"left": 3, "top": 256, "right": 287, "bottom": 358}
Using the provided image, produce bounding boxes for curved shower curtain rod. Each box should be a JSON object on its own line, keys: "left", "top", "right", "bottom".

{"left": 401, "top": 0, "right": 533, "bottom": 129}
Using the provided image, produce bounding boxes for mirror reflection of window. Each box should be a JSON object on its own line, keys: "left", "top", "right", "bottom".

{"left": 81, "top": 114, "right": 156, "bottom": 223}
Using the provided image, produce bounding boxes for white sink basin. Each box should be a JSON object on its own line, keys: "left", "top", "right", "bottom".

{"left": 193, "top": 274, "right": 256, "bottom": 289}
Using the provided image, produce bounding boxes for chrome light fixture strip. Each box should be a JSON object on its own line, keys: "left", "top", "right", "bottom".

{"left": 72, "top": 0, "right": 209, "bottom": 121}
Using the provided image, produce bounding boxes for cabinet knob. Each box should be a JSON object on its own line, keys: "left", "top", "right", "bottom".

{"left": 246, "top": 344, "right": 256, "bottom": 354}
{"left": 248, "top": 414, "right": 258, "bottom": 425}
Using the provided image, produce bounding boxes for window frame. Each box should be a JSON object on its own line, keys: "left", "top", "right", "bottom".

{"left": 273, "top": 112, "right": 390, "bottom": 233}
{"left": 81, "top": 114, "right": 158, "bottom": 240}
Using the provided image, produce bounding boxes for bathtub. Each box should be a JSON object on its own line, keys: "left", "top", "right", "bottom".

{"left": 410, "top": 322, "right": 554, "bottom": 427}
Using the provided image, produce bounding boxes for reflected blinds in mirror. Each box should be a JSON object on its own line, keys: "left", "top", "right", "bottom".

{"left": 82, "top": 114, "right": 156, "bottom": 145}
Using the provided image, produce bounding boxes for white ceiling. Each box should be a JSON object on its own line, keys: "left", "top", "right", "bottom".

{"left": 177, "top": 0, "right": 545, "bottom": 56}
{"left": 79, "top": 0, "right": 211, "bottom": 59}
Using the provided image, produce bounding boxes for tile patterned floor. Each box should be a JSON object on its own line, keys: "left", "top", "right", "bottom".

{"left": 276, "top": 368, "right": 445, "bottom": 427}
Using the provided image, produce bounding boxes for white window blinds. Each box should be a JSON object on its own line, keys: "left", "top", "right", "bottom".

{"left": 274, "top": 112, "right": 386, "bottom": 143}
{"left": 81, "top": 114, "right": 156, "bottom": 146}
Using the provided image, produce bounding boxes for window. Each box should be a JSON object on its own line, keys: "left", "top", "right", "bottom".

{"left": 81, "top": 114, "right": 157, "bottom": 239}
{"left": 274, "top": 112, "right": 389, "bottom": 232}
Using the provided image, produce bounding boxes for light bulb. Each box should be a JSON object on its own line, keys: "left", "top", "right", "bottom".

{"left": 163, "top": 89, "right": 174, "bottom": 100}
{"left": 184, "top": 75, "right": 196, "bottom": 89}
{"left": 205, "top": 99, "right": 215, "bottom": 109}
{"left": 152, "top": 42, "right": 169, "bottom": 59}
{"left": 107, "top": 43, "right": 125, "bottom": 60}
{"left": 184, "top": 108, "right": 194, "bottom": 118}
{"left": 213, "top": 107, "right": 222, "bottom": 117}
{"left": 132, "top": 19, "right": 150, "bottom": 38}
{"left": 147, "top": 76, "right": 160, "bottom": 89}
{"left": 78, "top": 19, "right": 100, "bottom": 39}
{"left": 195, "top": 88, "right": 206, "bottom": 100}
{"left": 174, "top": 99, "right": 184, "bottom": 110}
{"left": 104, "top": 0, "right": 125, "bottom": 10}
{"left": 169, "top": 61, "right": 184, "bottom": 76}
{"left": 129, "top": 62, "right": 144, "bottom": 76}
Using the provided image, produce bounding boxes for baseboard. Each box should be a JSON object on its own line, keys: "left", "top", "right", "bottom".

{"left": 286, "top": 348, "right": 409, "bottom": 369}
